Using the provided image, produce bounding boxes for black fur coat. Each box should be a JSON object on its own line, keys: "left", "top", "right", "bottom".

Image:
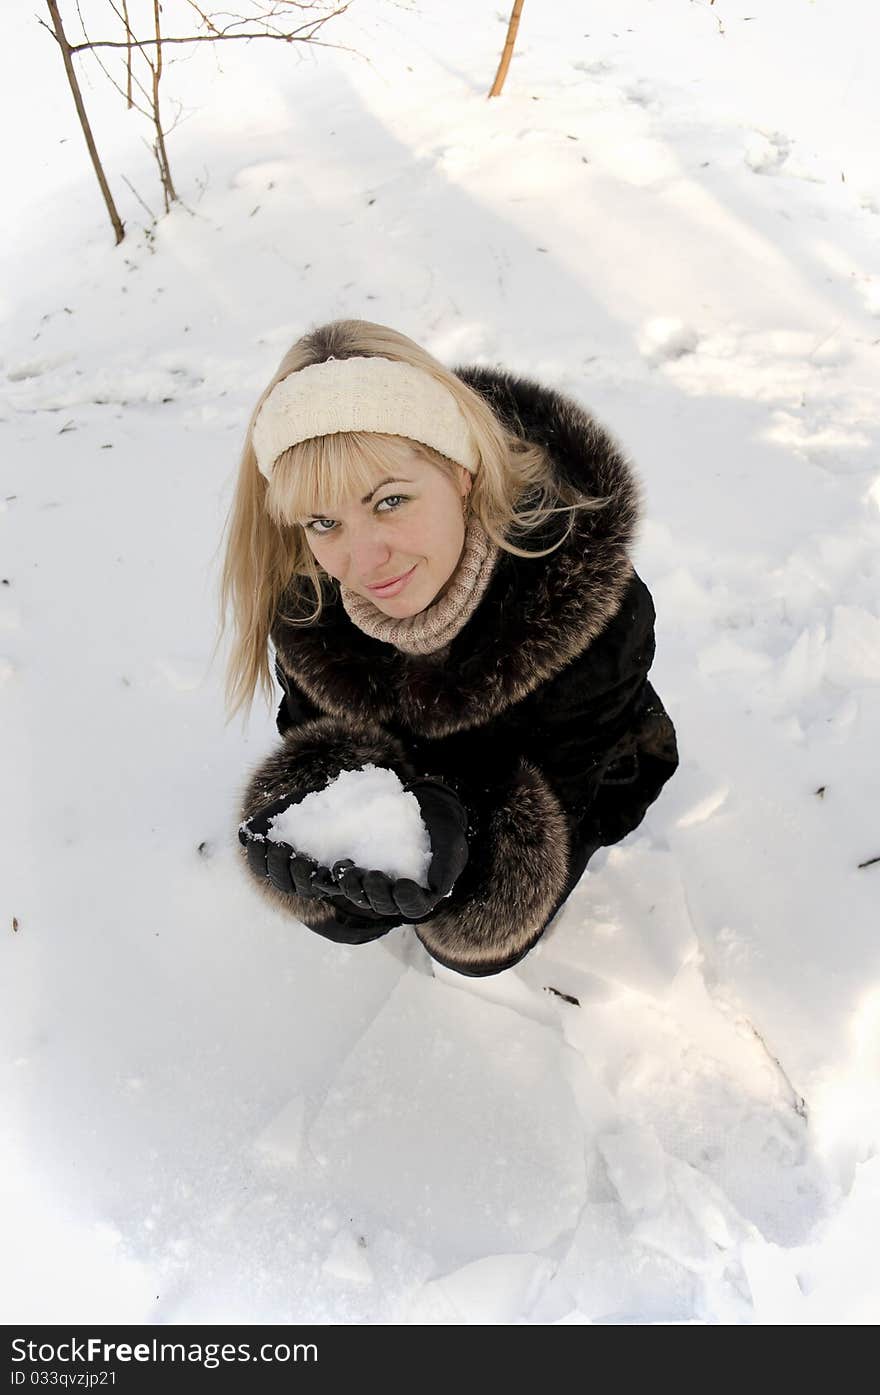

{"left": 237, "top": 365, "right": 679, "bottom": 975}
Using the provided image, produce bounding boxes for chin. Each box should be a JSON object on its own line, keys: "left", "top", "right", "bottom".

{"left": 374, "top": 592, "right": 425, "bottom": 615}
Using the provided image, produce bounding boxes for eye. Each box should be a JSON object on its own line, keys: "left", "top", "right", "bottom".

{"left": 304, "top": 495, "right": 408, "bottom": 535}
{"left": 377, "top": 494, "right": 407, "bottom": 513}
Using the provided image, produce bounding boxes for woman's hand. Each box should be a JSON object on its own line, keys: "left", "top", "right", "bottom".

{"left": 238, "top": 777, "right": 469, "bottom": 923}
{"left": 239, "top": 790, "right": 341, "bottom": 903}
{"left": 324, "top": 778, "right": 470, "bottom": 923}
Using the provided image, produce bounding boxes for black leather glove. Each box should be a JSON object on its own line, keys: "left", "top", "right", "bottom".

{"left": 325, "top": 778, "right": 470, "bottom": 923}
{"left": 239, "top": 789, "right": 346, "bottom": 903}
{"left": 239, "top": 777, "right": 469, "bottom": 924}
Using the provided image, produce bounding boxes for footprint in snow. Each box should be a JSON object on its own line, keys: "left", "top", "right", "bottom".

{"left": 623, "top": 80, "right": 655, "bottom": 108}
{"left": 7, "top": 353, "right": 76, "bottom": 383}
{"left": 638, "top": 318, "right": 699, "bottom": 365}
{"left": 572, "top": 58, "right": 613, "bottom": 77}
{"left": 744, "top": 130, "right": 791, "bottom": 175}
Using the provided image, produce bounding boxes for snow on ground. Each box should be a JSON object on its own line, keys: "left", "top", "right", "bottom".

{"left": 2, "top": 0, "right": 879, "bottom": 1323}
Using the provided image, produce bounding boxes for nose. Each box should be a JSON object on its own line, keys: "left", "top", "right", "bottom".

{"left": 348, "top": 525, "right": 394, "bottom": 582}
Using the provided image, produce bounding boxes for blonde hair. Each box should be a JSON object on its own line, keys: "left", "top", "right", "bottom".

{"left": 213, "top": 319, "right": 612, "bottom": 724}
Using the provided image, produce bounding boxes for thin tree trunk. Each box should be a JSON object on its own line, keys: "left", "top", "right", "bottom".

{"left": 121, "top": 0, "right": 133, "bottom": 108}
{"left": 151, "top": 0, "right": 178, "bottom": 211}
{"left": 45, "top": 0, "right": 126, "bottom": 244}
{"left": 489, "top": 0, "right": 525, "bottom": 98}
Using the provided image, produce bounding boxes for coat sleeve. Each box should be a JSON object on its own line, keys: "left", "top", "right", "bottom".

{"left": 404, "top": 570, "right": 678, "bottom": 976}
{"left": 401, "top": 743, "right": 574, "bottom": 977}
{"left": 523, "top": 569, "right": 679, "bottom": 844}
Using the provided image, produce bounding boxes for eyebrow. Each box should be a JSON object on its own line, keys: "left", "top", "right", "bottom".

{"left": 305, "top": 477, "right": 413, "bottom": 520}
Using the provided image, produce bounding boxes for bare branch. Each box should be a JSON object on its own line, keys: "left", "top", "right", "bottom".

{"left": 66, "top": 3, "right": 352, "bottom": 53}
{"left": 121, "top": 0, "right": 133, "bottom": 107}
{"left": 73, "top": 0, "right": 154, "bottom": 116}
{"left": 151, "top": 0, "right": 179, "bottom": 208}
{"left": 184, "top": 0, "right": 227, "bottom": 37}
{"left": 69, "top": 29, "right": 328, "bottom": 51}
{"left": 120, "top": 173, "right": 157, "bottom": 222}
{"left": 36, "top": 14, "right": 61, "bottom": 45}
{"left": 44, "top": 0, "right": 126, "bottom": 244}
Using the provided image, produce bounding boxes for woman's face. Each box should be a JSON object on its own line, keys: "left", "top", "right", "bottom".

{"left": 300, "top": 448, "right": 472, "bottom": 614}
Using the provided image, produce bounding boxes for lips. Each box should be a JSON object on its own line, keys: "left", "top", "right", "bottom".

{"left": 366, "top": 563, "right": 417, "bottom": 595}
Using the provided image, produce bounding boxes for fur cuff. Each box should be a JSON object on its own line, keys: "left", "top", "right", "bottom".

{"left": 413, "top": 759, "right": 571, "bottom": 975}
{"left": 239, "top": 715, "right": 415, "bottom": 817}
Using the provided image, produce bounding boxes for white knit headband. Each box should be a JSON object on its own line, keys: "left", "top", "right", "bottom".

{"left": 251, "top": 355, "right": 480, "bottom": 482}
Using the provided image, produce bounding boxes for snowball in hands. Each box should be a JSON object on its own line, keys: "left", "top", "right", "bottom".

{"left": 266, "top": 764, "right": 433, "bottom": 885}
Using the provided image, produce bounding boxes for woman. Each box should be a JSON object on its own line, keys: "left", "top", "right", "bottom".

{"left": 218, "top": 319, "right": 679, "bottom": 977}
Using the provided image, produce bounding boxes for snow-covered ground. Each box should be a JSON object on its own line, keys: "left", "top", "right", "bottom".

{"left": 2, "top": 0, "right": 879, "bottom": 1324}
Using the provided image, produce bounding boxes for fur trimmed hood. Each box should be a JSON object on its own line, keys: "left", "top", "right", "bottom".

{"left": 272, "top": 365, "right": 643, "bottom": 740}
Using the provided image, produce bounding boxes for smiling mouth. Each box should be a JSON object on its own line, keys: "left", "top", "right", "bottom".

{"left": 366, "top": 564, "right": 417, "bottom": 593}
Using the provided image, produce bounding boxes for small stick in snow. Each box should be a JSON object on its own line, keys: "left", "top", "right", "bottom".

{"left": 545, "top": 985, "right": 580, "bottom": 1007}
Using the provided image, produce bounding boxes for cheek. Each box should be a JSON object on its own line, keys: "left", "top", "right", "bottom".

{"left": 304, "top": 533, "right": 336, "bottom": 571}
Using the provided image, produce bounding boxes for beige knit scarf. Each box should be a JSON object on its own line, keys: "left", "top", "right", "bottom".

{"left": 339, "top": 510, "right": 500, "bottom": 656}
